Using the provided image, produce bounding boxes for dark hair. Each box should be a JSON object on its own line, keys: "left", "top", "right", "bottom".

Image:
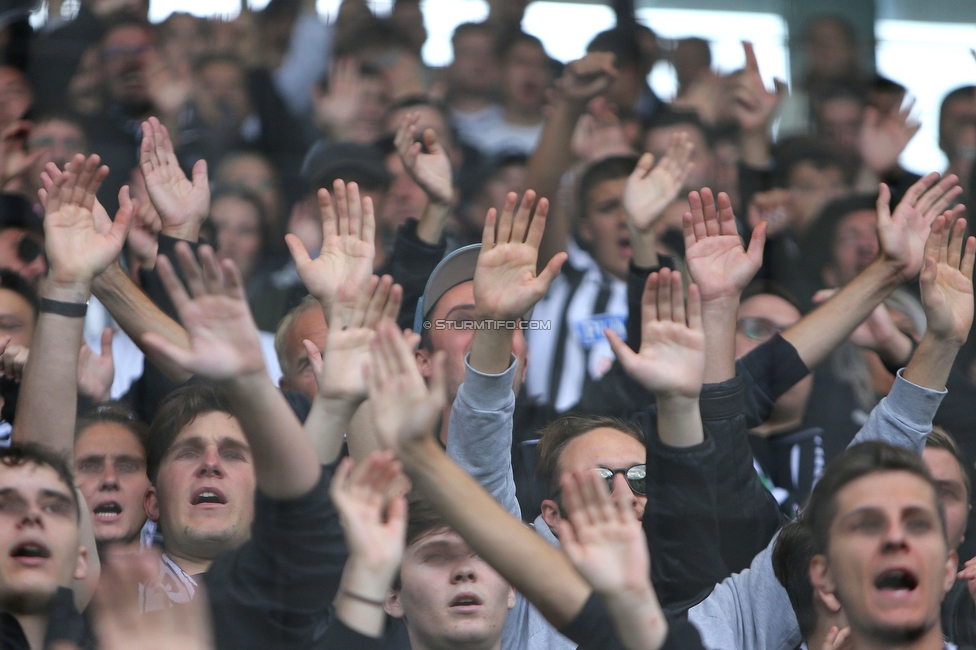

{"left": 644, "top": 109, "right": 713, "bottom": 149}
{"left": 773, "top": 136, "right": 849, "bottom": 187}
{"left": 772, "top": 520, "right": 818, "bottom": 640}
{"left": 926, "top": 426, "right": 972, "bottom": 503}
{"left": 0, "top": 442, "right": 79, "bottom": 521}
{"left": 496, "top": 31, "right": 544, "bottom": 61}
{"left": 76, "top": 402, "right": 150, "bottom": 456}
{"left": 939, "top": 86, "right": 976, "bottom": 153}
{"left": 193, "top": 51, "right": 245, "bottom": 76}
{"left": 576, "top": 155, "right": 639, "bottom": 221}
{"left": 536, "top": 414, "right": 644, "bottom": 500}
{"left": 805, "top": 441, "right": 945, "bottom": 555}
{"left": 740, "top": 280, "right": 803, "bottom": 314}
{"left": 406, "top": 493, "right": 452, "bottom": 548}
{"left": 451, "top": 21, "right": 494, "bottom": 48}
{"left": 799, "top": 193, "right": 879, "bottom": 277}
{"left": 586, "top": 28, "right": 641, "bottom": 66}
{"left": 0, "top": 268, "right": 38, "bottom": 318}
{"left": 147, "top": 383, "right": 233, "bottom": 484}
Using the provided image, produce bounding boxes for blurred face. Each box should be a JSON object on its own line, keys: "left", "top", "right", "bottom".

{"left": 383, "top": 153, "right": 429, "bottom": 233}
{"left": 216, "top": 155, "right": 281, "bottom": 226}
{"left": 211, "top": 196, "right": 263, "bottom": 280}
{"left": 0, "top": 67, "right": 32, "bottom": 133}
{"left": 788, "top": 161, "right": 847, "bottom": 231}
{"left": 922, "top": 447, "right": 969, "bottom": 551}
{"left": 348, "top": 75, "right": 390, "bottom": 144}
{"left": 805, "top": 19, "right": 857, "bottom": 81}
{"left": 940, "top": 94, "right": 976, "bottom": 161}
{"left": 502, "top": 41, "right": 549, "bottom": 114}
{"left": 450, "top": 31, "right": 500, "bottom": 97}
{"left": 279, "top": 307, "right": 329, "bottom": 401}
{"left": 27, "top": 120, "right": 86, "bottom": 192}
{"left": 74, "top": 423, "right": 150, "bottom": 546}
{"left": 579, "top": 177, "right": 630, "bottom": 280}
{"left": 468, "top": 163, "right": 527, "bottom": 236}
{"left": 827, "top": 209, "right": 878, "bottom": 288}
{"left": 0, "top": 288, "right": 34, "bottom": 349}
{"left": 818, "top": 97, "right": 863, "bottom": 155}
{"left": 102, "top": 26, "right": 152, "bottom": 107}
{"left": 0, "top": 229, "right": 47, "bottom": 289}
{"left": 417, "top": 281, "right": 528, "bottom": 405}
{"left": 644, "top": 125, "right": 714, "bottom": 191}
{"left": 814, "top": 471, "right": 954, "bottom": 645}
{"left": 0, "top": 462, "right": 84, "bottom": 614}
{"left": 149, "top": 412, "right": 256, "bottom": 561}
{"left": 554, "top": 428, "right": 647, "bottom": 521}
{"left": 195, "top": 60, "right": 251, "bottom": 128}
{"left": 389, "top": 529, "right": 515, "bottom": 649}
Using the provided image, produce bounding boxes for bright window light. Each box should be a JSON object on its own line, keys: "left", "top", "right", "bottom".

{"left": 521, "top": 2, "right": 616, "bottom": 62}
{"left": 421, "top": 0, "right": 489, "bottom": 67}
{"left": 875, "top": 20, "right": 976, "bottom": 175}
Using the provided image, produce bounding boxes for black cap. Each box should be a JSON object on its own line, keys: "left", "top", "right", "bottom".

{"left": 301, "top": 140, "right": 391, "bottom": 193}
{"left": 0, "top": 194, "right": 43, "bottom": 236}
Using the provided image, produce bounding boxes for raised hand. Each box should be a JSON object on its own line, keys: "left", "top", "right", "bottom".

{"left": 366, "top": 323, "right": 446, "bottom": 451}
{"left": 78, "top": 328, "right": 115, "bottom": 403}
{"left": 682, "top": 188, "right": 766, "bottom": 303}
{"left": 285, "top": 179, "right": 375, "bottom": 319}
{"left": 42, "top": 154, "right": 132, "bottom": 287}
{"left": 395, "top": 112, "right": 453, "bottom": 205}
{"left": 822, "top": 626, "right": 852, "bottom": 650}
{"left": 318, "top": 275, "right": 402, "bottom": 402}
{"left": 731, "top": 41, "right": 785, "bottom": 133}
{"left": 139, "top": 117, "right": 209, "bottom": 240}
{"left": 474, "top": 190, "right": 567, "bottom": 320}
{"left": 554, "top": 52, "right": 617, "bottom": 104}
{"left": 623, "top": 132, "right": 694, "bottom": 233}
{"left": 330, "top": 451, "right": 408, "bottom": 583}
{"left": 606, "top": 268, "right": 705, "bottom": 398}
{"left": 859, "top": 103, "right": 921, "bottom": 175}
{"left": 311, "top": 58, "right": 363, "bottom": 138}
{"left": 958, "top": 555, "right": 976, "bottom": 607}
{"left": 919, "top": 213, "right": 976, "bottom": 346}
{"left": 142, "top": 243, "right": 266, "bottom": 380}
{"left": 877, "top": 173, "right": 963, "bottom": 282}
{"left": 0, "top": 121, "right": 44, "bottom": 189}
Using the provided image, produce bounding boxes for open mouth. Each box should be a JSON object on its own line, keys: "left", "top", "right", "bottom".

{"left": 11, "top": 541, "right": 51, "bottom": 561}
{"left": 874, "top": 568, "right": 919, "bottom": 592}
{"left": 450, "top": 593, "right": 483, "bottom": 609}
{"left": 192, "top": 487, "right": 227, "bottom": 506}
{"left": 93, "top": 501, "right": 122, "bottom": 520}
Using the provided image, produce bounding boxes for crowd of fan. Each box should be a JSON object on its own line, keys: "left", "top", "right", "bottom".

{"left": 0, "top": 0, "right": 975, "bottom": 648}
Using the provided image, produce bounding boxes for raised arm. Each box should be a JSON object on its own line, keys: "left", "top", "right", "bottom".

{"left": 731, "top": 41, "right": 784, "bottom": 169}
{"left": 623, "top": 133, "right": 694, "bottom": 269}
{"left": 394, "top": 111, "right": 454, "bottom": 245}
{"left": 783, "top": 172, "right": 962, "bottom": 368}
{"left": 682, "top": 189, "right": 766, "bottom": 383}
{"left": 143, "top": 244, "right": 322, "bottom": 498}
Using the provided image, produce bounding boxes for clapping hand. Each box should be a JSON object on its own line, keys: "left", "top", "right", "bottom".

{"left": 285, "top": 180, "right": 375, "bottom": 320}
{"left": 394, "top": 112, "right": 453, "bottom": 206}
{"left": 606, "top": 268, "right": 705, "bottom": 399}
{"left": 139, "top": 116, "right": 209, "bottom": 240}
{"left": 623, "top": 132, "right": 694, "bottom": 234}
{"left": 142, "top": 243, "right": 265, "bottom": 381}
{"left": 919, "top": 212, "right": 975, "bottom": 347}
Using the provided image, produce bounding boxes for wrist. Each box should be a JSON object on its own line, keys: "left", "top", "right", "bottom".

{"left": 469, "top": 327, "right": 516, "bottom": 375}
{"left": 920, "top": 328, "right": 965, "bottom": 351}
{"left": 316, "top": 393, "right": 365, "bottom": 414}
{"left": 41, "top": 278, "right": 91, "bottom": 303}
{"left": 342, "top": 558, "right": 399, "bottom": 596}
{"left": 161, "top": 223, "right": 201, "bottom": 243}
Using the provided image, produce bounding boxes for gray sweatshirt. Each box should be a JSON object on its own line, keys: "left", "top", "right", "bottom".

{"left": 688, "top": 369, "right": 947, "bottom": 650}
{"left": 446, "top": 354, "right": 576, "bottom": 650}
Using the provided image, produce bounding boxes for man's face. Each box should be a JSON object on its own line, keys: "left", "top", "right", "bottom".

{"left": 922, "top": 447, "right": 969, "bottom": 551}
{"left": 788, "top": 161, "right": 847, "bottom": 231}
{"left": 813, "top": 471, "right": 955, "bottom": 644}
{"left": 74, "top": 423, "right": 150, "bottom": 546}
{"left": 827, "top": 209, "right": 878, "bottom": 288}
{"left": 467, "top": 163, "right": 527, "bottom": 237}
{"left": 0, "top": 288, "right": 34, "bottom": 349}
{"left": 194, "top": 61, "right": 251, "bottom": 128}
{"left": 211, "top": 196, "right": 263, "bottom": 280}
{"left": 383, "top": 153, "right": 429, "bottom": 234}
{"left": 347, "top": 75, "right": 390, "bottom": 145}
{"left": 279, "top": 307, "right": 329, "bottom": 401}
{"left": 0, "top": 228, "right": 47, "bottom": 288}
{"left": 940, "top": 94, "right": 976, "bottom": 162}
{"left": 417, "top": 281, "right": 528, "bottom": 404}
{"left": 149, "top": 412, "right": 255, "bottom": 561}
{"left": 556, "top": 427, "right": 647, "bottom": 520}
{"left": 102, "top": 26, "right": 152, "bottom": 107}
{"left": 27, "top": 120, "right": 86, "bottom": 193}
{"left": 644, "top": 125, "right": 714, "bottom": 191}
{"left": 805, "top": 19, "right": 857, "bottom": 81}
{"left": 502, "top": 42, "right": 550, "bottom": 114}
{"left": 818, "top": 98, "right": 864, "bottom": 155}
{"left": 579, "top": 177, "right": 630, "bottom": 281}
{"left": 450, "top": 31, "right": 500, "bottom": 97}
{"left": 216, "top": 155, "right": 280, "bottom": 225}
{"left": 0, "top": 462, "right": 84, "bottom": 614}
{"left": 0, "top": 67, "right": 32, "bottom": 133}
{"left": 389, "top": 529, "right": 515, "bottom": 649}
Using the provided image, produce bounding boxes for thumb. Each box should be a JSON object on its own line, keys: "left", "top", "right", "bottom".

{"left": 285, "top": 233, "right": 313, "bottom": 267}
{"left": 100, "top": 328, "right": 114, "bottom": 361}
{"left": 773, "top": 78, "right": 788, "bottom": 96}
{"left": 191, "top": 159, "right": 208, "bottom": 189}
{"left": 747, "top": 220, "right": 767, "bottom": 267}
{"left": 536, "top": 252, "right": 567, "bottom": 292}
{"left": 606, "top": 329, "right": 639, "bottom": 376}
{"left": 920, "top": 256, "right": 937, "bottom": 286}
{"left": 876, "top": 183, "right": 892, "bottom": 225}
{"left": 111, "top": 187, "right": 134, "bottom": 243}
{"left": 634, "top": 152, "right": 654, "bottom": 176}
{"left": 422, "top": 128, "right": 442, "bottom": 154}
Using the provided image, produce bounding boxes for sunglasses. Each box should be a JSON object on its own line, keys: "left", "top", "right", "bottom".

{"left": 595, "top": 464, "right": 646, "bottom": 496}
{"left": 736, "top": 316, "right": 788, "bottom": 343}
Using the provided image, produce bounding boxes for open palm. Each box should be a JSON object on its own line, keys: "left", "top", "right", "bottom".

{"left": 623, "top": 133, "right": 694, "bottom": 232}
{"left": 920, "top": 214, "right": 976, "bottom": 346}
{"left": 140, "top": 117, "right": 209, "bottom": 234}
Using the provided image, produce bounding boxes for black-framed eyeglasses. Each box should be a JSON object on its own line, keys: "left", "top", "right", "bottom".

{"left": 595, "top": 464, "right": 646, "bottom": 496}
{"left": 16, "top": 234, "right": 43, "bottom": 266}
{"left": 736, "top": 316, "right": 788, "bottom": 343}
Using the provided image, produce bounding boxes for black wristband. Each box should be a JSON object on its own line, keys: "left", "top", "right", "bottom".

{"left": 38, "top": 297, "right": 88, "bottom": 318}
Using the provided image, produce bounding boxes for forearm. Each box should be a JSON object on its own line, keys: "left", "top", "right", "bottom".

{"left": 783, "top": 259, "right": 901, "bottom": 369}
{"left": 416, "top": 200, "right": 450, "bottom": 245}
{"left": 739, "top": 128, "right": 771, "bottom": 169}
{"left": 91, "top": 263, "right": 192, "bottom": 383}
{"left": 12, "top": 280, "right": 89, "bottom": 452}
{"left": 902, "top": 333, "right": 961, "bottom": 391}
{"left": 469, "top": 328, "right": 514, "bottom": 375}
{"left": 401, "top": 436, "right": 592, "bottom": 627}
{"left": 701, "top": 299, "right": 738, "bottom": 383}
{"left": 655, "top": 396, "right": 703, "bottom": 448}
{"left": 334, "top": 556, "right": 396, "bottom": 638}
{"left": 222, "top": 372, "right": 322, "bottom": 499}
{"left": 601, "top": 589, "right": 669, "bottom": 650}
{"left": 304, "top": 396, "right": 359, "bottom": 464}
{"left": 873, "top": 328, "right": 915, "bottom": 371}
